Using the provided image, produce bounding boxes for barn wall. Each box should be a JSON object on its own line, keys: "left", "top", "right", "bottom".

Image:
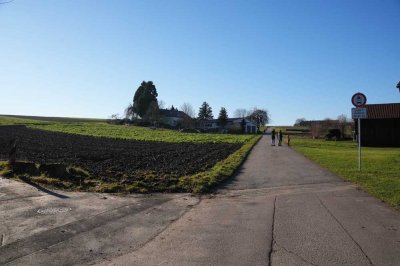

{"left": 359, "top": 118, "right": 400, "bottom": 147}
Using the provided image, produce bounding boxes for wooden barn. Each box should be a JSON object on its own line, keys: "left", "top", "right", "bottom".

{"left": 357, "top": 103, "right": 400, "bottom": 147}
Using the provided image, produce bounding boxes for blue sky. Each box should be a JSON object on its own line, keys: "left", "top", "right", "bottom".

{"left": 0, "top": 0, "right": 399, "bottom": 125}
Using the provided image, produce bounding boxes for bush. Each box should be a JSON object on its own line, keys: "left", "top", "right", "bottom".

{"left": 325, "top": 128, "right": 341, "bottom": 140}
{"left": 179, "top": 128, "right": 200, "bottom": 133}
{"left": 106, "top": 118, "right": 132, "bottom": 125}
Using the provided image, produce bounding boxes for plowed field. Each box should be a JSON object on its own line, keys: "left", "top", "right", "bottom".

{"left": 0, "top": 126, "right": 241, "bottom": 191}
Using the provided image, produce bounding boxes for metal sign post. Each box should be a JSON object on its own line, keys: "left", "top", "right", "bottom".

{"left": 358, "top": 118, "right": 361, "bottom": 171}
{"left": 351, "top": 92, "right": 367, "bottom": 172}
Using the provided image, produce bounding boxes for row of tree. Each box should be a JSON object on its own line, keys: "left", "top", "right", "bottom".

{"left": 116, "top": 81, "right": 270, "bottom": 130}
{"left": 294, "top": 115, "right": 353, "bottom": 139}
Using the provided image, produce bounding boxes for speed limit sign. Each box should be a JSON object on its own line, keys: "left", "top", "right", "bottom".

{"left": 351, "top": 92, "right": 367, "bottom": 107}
{"left": 351, "top": 92, "right": 367, "bottom": 172}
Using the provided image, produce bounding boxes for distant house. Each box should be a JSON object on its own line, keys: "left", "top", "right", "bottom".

{"left": 203, "top": 118, "right": 258, "bottom": 134}
{"left": 229, "top": 118, "right": 257, "bottom": 134}
{"left": 159, "top": 108, "right": 190, "bottom": 127}
{"left": 357, "top": 103, "right": 400, "bottom": 147}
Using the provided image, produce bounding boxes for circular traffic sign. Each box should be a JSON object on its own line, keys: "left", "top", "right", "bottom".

{"left": 351, "top": 92, "right": 367, "bottom": 107}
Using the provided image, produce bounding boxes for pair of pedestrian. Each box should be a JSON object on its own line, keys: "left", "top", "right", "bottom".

{"left": 271, "top": 129, "right": 283, "bottom": 146}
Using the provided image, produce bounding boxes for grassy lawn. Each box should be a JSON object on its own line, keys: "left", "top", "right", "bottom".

{"left": 29, "top": 123, "right": 255, "bottom": 143}
{"left": 0, "top": 114, "right": 106, "bottom": 123}
{"left": 0, "top": 116, "right": 48, "bottom": 125}
{"left": 291, "top": 139, "right": 400, "bottom": 208}
{"left": 0, "top": 116, "right": 254, "bottom": 144}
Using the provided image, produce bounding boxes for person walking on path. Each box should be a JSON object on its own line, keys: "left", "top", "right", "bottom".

{"left": 271, "top": 129, "right": 276, "bottom": 146}
{"left": 278, "top": 130, "right": 283, "bottom": 146}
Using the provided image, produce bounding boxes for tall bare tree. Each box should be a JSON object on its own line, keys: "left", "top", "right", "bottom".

{"left": 337, "top": 114, "right": 348, "bottom": 138}
{"left": 124, "top": 104, "right": 134, "bottom": 119}
{"left": 234, "top": 108, "right": 247, "bottom": 118}
{"left": 158, "top": 100, "right": 166, "bottom": 110}
{"left": 295, "top": 117, "right": 306, "bottom": 126}
{"left": 248, "top": 108, "right": 270, "bottom": 129}
{"left": 310, "top": 122, "right": 322, "bottom": 139}
{"left": 180, "top": 103, "right": 195, "bottom": 128}
{"left": 180, "top": 103, "right": 195, "bottom": 118}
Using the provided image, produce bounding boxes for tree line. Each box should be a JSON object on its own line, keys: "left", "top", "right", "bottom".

{"left": 294, "top": 115, "right": 353, "bottom": 139}
{"left": 111, "top": 81, "right": 270, "bottom": 131}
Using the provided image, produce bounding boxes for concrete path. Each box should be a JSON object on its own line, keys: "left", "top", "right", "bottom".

{"left": 1, "top": 135, "right": 399, "bottom": 265}
{"left": 96, "top": 135, "right": 400, "bottom": 266}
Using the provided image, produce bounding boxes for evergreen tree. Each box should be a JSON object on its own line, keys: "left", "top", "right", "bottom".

{"left": 217, "top": 107, "right": 228, "bottom": 127}
{"left": 144, "top": 101, "right": 160, "bottom": 125}
{"left": 197, "top": 101, "right": 213, "bottom": 120}
{"left": 133, "top": 81, "right": 158, "bottom": 117}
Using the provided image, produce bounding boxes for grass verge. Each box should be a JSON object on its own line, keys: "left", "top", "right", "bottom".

{"left": 178, "top": 135, "right": 262, "bottom": 192}
{"left": 291, "top": 139, "right": 400, "bottom": 208}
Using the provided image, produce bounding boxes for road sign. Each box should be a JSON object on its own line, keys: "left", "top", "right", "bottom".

{"left": 351, "top": 92, "right": 367, "bottom": 172}
{"left": 352, "top": 108, "right": 367, "bottom": 119}
{"left": 351, "top": 92, "right": 367, "bottom": 107}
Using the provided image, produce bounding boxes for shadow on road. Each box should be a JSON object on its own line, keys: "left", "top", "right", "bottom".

{"left": 19, "top": 176, "right": 70, "bottom": 199}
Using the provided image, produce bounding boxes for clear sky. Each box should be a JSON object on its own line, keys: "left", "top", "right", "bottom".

{"left": 0, "top": 0, "right": 399, "bottom": 125}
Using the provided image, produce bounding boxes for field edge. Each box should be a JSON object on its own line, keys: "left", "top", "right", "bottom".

{"left": 177, "top": 135, "right": 263, "bottom": 193}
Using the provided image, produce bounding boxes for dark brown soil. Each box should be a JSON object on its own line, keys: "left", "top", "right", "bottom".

{"left": 0, "top": 126, "right": 241, "bottom": 191}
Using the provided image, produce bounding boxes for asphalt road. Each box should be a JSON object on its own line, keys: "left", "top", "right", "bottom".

{"left": 1, "top": 135, "right": 399, "bottom": 265}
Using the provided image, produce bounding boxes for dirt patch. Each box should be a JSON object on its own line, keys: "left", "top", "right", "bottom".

{"left": 0, "top": 126, "right": 241, "bottom": 192}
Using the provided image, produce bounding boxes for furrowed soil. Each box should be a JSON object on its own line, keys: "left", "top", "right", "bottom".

{"left": 0, "top": 125, "right": 241, "bottom": 192}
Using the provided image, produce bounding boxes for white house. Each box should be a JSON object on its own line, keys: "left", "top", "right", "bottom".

{"left": 204, "top": 118, "right": 258, "bottom": 134}
{"left": 227, "top": 118, "right": 257, "bottom": 134}
{"left": 159, "top": 108, "right": 189, "bottom": 127}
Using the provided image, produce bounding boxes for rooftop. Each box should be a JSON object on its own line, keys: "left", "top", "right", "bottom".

{"left": 366, "top": 103, "right": 400, "bottom": 119}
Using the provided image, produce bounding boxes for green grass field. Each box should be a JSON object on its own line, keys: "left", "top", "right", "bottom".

{"left": 29, "top": 123, "right": 255, "bottom": 143}
{"left": 291, "top": 139, "right": 400, "bottom": 208}
{"left": 0, "top": 115, "right": 254, "bottom": 143}
{"left": 0, "top": 114, "right": 106, "bottom": 123}
{"left": 0, "top": 115, "right": 48, "bottom": 125}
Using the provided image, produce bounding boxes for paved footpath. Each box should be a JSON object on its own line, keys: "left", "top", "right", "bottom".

{"left": 1, "top": 135, "right": 399, "bottom": 265}
{"left": 97, "top": 135, "right": 400, "bottom": 266}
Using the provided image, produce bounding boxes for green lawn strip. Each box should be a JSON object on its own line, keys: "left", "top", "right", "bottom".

{"left": 0, "top": 115, "right": 105, "bottom": 123}
{"left": 28, "top": 122, "right": 253, "bottom": 143}
{"left": 0, "top": 116, "right": 50, "bottom": 125}
{"left": 291, "top": 139, "right": 400, "bottom": 208}
{"left": 178, "top": 135, "right": 262, "bottom": 192}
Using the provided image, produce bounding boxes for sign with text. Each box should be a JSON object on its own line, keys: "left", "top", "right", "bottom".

{"left": 352, "top": 108, "right": 367, "bottom": 119}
